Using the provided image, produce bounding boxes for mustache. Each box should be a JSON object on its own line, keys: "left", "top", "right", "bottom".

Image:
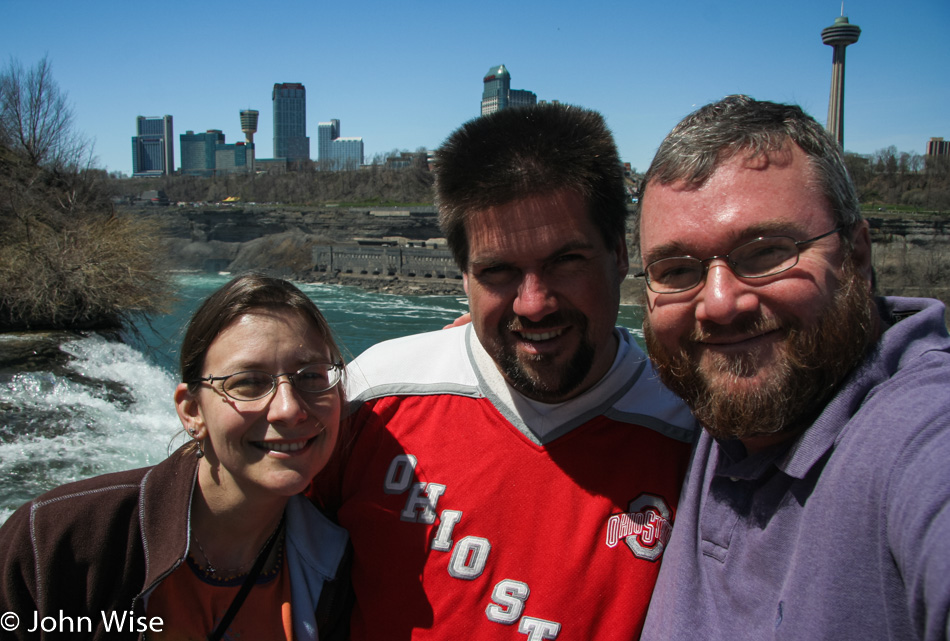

{"left": 507, "top": 312, "right": 575, "bottom": 333}
{"left": 689, "top": 315, "right": 784, "bottom": 343}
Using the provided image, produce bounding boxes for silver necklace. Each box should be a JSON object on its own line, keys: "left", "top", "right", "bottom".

{"left": 192, "top": 521, "right": 283, "bottom": 576}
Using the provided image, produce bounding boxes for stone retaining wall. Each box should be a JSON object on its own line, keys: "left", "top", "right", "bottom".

{"left": 312, "top": 245, "right": 462, "bottom": 280}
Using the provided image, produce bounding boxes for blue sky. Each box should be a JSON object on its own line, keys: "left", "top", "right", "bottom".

{"left": 3, "top": 0, "right": 947, "bottom": 175}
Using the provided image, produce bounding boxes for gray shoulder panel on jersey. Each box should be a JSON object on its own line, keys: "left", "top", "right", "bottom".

{"left": 349, "top": 381, "right": 482, "bottom": 408}
{"left": 346, "top": 325, "right": 483, "bottom": 408}
{"left": 607, "top": 359, "right": 699, "bottom": 444}
{"left": 601, "top": 409, "right": 698, "bottom": 443}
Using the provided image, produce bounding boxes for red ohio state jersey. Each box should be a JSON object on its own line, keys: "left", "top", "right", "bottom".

{"left": 315, "top": 325, "right": 695, "bottom": 640}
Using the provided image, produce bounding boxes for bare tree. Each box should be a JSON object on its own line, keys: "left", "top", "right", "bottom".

{"left": 0, "top": 55, "right": 88, "bottom": 168}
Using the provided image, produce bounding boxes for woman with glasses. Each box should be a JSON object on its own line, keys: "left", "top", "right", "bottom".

{"left": 0, "top": 274, "right": 351, "bottom": 641}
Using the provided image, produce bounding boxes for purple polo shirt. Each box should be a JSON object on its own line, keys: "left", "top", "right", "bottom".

{"left": 642, "top": 297, "right": 950, "bottom": 641}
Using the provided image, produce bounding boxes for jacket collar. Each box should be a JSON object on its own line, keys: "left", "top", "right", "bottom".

{"left": 137, "top": 445, "right": 199, "bottom": 594}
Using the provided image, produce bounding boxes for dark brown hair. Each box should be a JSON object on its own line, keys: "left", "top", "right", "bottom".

{"left": 435, "top": 102, "right": 629, "bottom": 271}
{"left": 180, "top": 273, "right": 343, "bottom": 389}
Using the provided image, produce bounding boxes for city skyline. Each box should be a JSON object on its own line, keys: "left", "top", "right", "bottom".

{"left": 2, "top": 0, "right": 947, "bottom": 176}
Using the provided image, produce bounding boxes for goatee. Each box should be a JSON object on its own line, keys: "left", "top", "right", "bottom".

{"left": 492, "top": 312, "right": 595, "bottom": 403}
{"left": 644, "top": 260, "right": 876, "bottom": 441}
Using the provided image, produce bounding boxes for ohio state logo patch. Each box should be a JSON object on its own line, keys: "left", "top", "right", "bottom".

{"left": 604, "top": 493, "right": 673, "bottom": 561}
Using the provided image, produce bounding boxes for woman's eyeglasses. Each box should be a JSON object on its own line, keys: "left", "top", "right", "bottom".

{"left": 190, "top": 362, "right": 343, "bottom": 402}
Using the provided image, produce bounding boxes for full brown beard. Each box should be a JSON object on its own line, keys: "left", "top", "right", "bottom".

{"left": 643, "top": 260, "right": 876, "bottom": 441}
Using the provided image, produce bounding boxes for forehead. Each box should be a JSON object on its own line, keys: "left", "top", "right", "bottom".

{"left": 466, "top": 190, "right": 602, "bottom": 262}
{"left": 206, "top": 308, "right": 329, "bottom": 367}
{"left": 639, "top": 146, "right": 833, "bottom": 258}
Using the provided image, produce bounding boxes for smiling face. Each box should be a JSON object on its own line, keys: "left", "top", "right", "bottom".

{"left": 463, "top": 189, "right": 629, "bottom": 402}
{"left": 175, "top": 307, "right": 341, "bottom": 502}
{"left": 639, "top": 144, "right": 875, "bottom": 447}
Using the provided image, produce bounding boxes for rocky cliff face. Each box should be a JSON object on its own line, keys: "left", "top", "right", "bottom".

{"left": 866, "top": 215, "right": 950, "bottom": 246}
{"left": 146, "top": 205, "right": 444, "bottom": 275}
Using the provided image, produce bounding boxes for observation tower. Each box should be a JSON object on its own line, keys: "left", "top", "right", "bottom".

{"left": 821, "top": 14, "right": 861, "bottom": 147}
{"left": 240, "top": 109, "right": 259, "bottom": 172}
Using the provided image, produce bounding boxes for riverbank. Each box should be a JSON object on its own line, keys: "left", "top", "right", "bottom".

{"left": 300, "top": 269, "right": 650, "bottom": 305}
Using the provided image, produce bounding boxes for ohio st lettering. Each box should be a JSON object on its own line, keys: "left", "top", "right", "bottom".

{"left": 604, "top": 493, "right": 673, "bottom": 561}
{"left": 384, "top": 453, "right": 670, "bottom": 638}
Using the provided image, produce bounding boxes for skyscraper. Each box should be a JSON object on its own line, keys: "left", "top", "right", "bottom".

{"left": 132, "top": 115, "right": 174, "bottom": 177}
{"left": 822, "top": 14, "right": 861, "bottom": 147}
{"left": 318, "top": 119, "right": 340, "bottom": 162}
{"left": 272, "top": 83, "right": 310, "bottom": 161}
{"left": 180, "top": 129, "right": 254, "bottom": 176}
{"left": 318, "top": 119, "right": 363, "bottom": 170}
{"left": 180, "top": 130, "right": 224, "bottom": 176}
{"left": 480, "top": 65, "right": 536, "bottom": 116}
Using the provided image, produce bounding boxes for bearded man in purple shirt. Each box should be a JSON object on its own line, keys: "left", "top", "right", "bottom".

{"left": 637, "top": 95, "right": 950, "bottom": 641}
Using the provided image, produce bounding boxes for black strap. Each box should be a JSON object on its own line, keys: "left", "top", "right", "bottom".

{"left": 207, "top": 518, "right": 285, "bottom": 641}
{"left": 314, "top": 540, "right": 355, "bottom": 641}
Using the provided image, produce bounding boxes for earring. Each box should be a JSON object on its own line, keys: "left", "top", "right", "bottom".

{"left": 188, "top": 429, "right": 205, "bottom": 459}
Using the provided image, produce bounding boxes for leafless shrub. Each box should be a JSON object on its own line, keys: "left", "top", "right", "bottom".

{"left": 0, "top": 56, "right": 172, "bottom": 331}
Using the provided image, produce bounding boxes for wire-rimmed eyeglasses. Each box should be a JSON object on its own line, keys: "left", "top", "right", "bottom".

{"left": 635, "top": 228, "right": 841, "bottom": 294}
{"left": 190, "top": 362, "right": 344, "bottom": 402}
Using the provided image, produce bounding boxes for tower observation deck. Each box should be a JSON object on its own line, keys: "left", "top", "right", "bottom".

{"left": 240, "top": 109, "right": 259, "bottom": 172}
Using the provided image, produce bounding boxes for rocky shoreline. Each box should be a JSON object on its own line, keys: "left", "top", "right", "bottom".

{"left": 299, "top": 269, "right": 650, "bottom": 306}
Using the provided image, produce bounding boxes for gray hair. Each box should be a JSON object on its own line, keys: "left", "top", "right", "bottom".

{"left": 636, "top": 95, "right": 862, "bottom": 250}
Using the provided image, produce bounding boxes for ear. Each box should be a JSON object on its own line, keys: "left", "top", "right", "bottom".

{"left": 615, "top": 237, "right": 630, "bottom": 279}
{"left": 462, "top": 271, "right": 470, "bottom": 296}
{"left": 849, "top": 220, "right": 873, "bottom": 288}
{"left": 175, "top": 383, "right": 206, "bottom": 439}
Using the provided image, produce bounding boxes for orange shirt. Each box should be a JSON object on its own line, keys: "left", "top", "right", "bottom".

{"left": 146, "top": 550, "right": 293, "bottom": 641}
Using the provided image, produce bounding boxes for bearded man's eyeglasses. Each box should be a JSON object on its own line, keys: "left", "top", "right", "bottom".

{"left": 190, "top": 362, "right": 344, "bottom": 402}
{"left": 635, "top": 228, "right": 842, "bottom": 294}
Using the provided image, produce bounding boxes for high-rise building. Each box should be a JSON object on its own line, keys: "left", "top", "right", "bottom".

{"left": 318, "top": 119, "right": 340, "bottom": 161}
{"left": 480, "top": 65, "right": 536, "bottom": 116}
{"left": 822, "top": 14, "right": 861, "bottom": 147}
{"left": 180, "top": 130, "right": 225, "bottom": 176}
{"left": 132, "top": 115, "right": 174, "bottom": 176}
{"left": 481, "top": 65, "right": 511, "bottom": 115}
{"left": 180, "top": 129, "right": 253, "bottom": 176}
{"left": 318, "top": 119, "right": 363, "bottom": 170}
{"left": 926, "top": 137, "right": 950, "bottom": 158}
{"left": 272, "top": 83, "right": 310, "bottom": 161}
{"left": 215, "top": 141, "right": 253, "bottom": 174}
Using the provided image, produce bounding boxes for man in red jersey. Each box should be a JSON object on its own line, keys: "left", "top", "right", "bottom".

{"left": 313, "top": 103, "right": 696, "bottom": 640}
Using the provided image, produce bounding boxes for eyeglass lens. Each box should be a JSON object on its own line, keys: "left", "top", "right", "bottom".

{"left": 221, "top": 363, "right": 340, "bottom": 401}
{"left": 648, "top": 237, "right": 800, "bottom": 293}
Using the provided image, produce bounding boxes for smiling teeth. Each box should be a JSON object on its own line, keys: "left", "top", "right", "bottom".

{"left": 521, "top": 329, "right": 563, "bottom": 341}
{"left": 260, "top": 441, "right": 306, "bottom": 453}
